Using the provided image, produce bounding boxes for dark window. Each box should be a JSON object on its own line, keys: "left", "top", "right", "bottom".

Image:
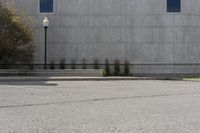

{"left": 40, "top": 0, "right": 53, "bottom": 13}
{"left": 167, "top": 0, "right": 181, "bottom": 12}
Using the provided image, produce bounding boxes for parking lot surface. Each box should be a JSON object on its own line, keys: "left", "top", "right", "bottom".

{"left": 0, "top": 80, "right": 200, "bottom": 133}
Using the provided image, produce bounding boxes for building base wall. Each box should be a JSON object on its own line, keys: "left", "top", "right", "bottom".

{"left": 3, "top": 63, "right": 200, "bottom": 77}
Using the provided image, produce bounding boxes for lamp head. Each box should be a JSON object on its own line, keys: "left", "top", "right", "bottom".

{"left": 43, "top": 16, "right": 49, "bottom": 28}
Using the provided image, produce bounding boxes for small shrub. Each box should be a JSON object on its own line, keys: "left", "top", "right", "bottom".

{"left": 29, "top": 63, "right": 34, "bottom": 70}
{"left": 114, "top": 59, "right": 120, "bottom": 76}
{"left": 60, "top": 58, "right": 65, "bottom": 69}
{"left": 50, "top": 60, "right": 55, "bottom": 69}
{"left": 105, "top": 59, "right": 110, "bottom": 76}
{"left": 82, "top": 58, "right": 87, "bottom": 69}
{"left": 94, "top": 59, "right": 99, "bottom": 69}
{"left": 71, "top": 59, "right": 76, "bottom": 69}
{"left": 124, "top": 60, "right": 130, "bottom": 76}
{"left": 102, "top": 69, "right": 106, "bottom": 76}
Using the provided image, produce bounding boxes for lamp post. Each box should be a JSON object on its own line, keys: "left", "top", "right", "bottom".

{"left": 43, "top": 17, "right": 49, "bottom": 69}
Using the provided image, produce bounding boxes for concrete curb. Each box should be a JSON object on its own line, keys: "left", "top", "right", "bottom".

{"left": 0, "top": 76, "right": 182, "bottom": 82}
{"left": 182, "top": 79, "right": 200, "bottom": 82}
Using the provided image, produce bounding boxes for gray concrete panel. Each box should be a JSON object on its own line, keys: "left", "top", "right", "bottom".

{"left": 3, "top": 0, "right": 200, "bottom": 74}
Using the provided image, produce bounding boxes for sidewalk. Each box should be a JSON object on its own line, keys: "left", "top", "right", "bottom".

{"left": 0, "top": 76, "right": 182, "bottom": 82}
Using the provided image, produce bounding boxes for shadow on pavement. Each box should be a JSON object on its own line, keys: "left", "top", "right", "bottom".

{"left": 0, "top": 81, "right": 58, "bottom": 86}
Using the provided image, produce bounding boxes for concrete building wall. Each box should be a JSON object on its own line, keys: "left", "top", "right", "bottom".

{"left": 2, "top": 0, "right": 200, "bottom": 74}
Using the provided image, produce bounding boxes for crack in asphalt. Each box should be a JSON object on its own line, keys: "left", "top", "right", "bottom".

{"left": 0, "top": 92, "right": 199, "bottom": 109}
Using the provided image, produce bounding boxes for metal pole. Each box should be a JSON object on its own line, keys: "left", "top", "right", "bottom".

{"left": 44, "top": 27, "right": 47, "bottom": 69}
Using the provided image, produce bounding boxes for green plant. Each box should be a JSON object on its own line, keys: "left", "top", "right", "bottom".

{"left": 102, "top": 69, "right": 106, "bottom": 76}
{"left": 50, "top": 60, "right": 55, "bottom": 69}
{"left": 82, "top": 58, "right": 86, "bottom": 69}
{"left": 60, "top": 58, "right": 65, "bottom": 69}
{"left": 124, "top": 60, "right": 130, "bottom": 76}
{"left": 105, "top": 59, "right": 110, "bottom": 76}
{"left": 94, "top": 59, "right": 99, "bottom": 69}
{"left": 114, "top": 59, "right": 120, "bottom": 76}
{"left": 71, "top": 59, "right": 76, "bottom": 69}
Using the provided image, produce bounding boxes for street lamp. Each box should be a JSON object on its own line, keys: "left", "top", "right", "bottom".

{"left": 43, "top": 16, "right": 49, "bottom": 69}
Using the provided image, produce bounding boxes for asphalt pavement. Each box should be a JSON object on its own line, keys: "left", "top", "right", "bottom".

{"left": 0, "top": 80, "right": 200, "bottom": 133}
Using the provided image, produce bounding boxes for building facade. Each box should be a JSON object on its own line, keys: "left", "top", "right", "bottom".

{"left": 2, "top": 0, "right": 200, "bottom": 75}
